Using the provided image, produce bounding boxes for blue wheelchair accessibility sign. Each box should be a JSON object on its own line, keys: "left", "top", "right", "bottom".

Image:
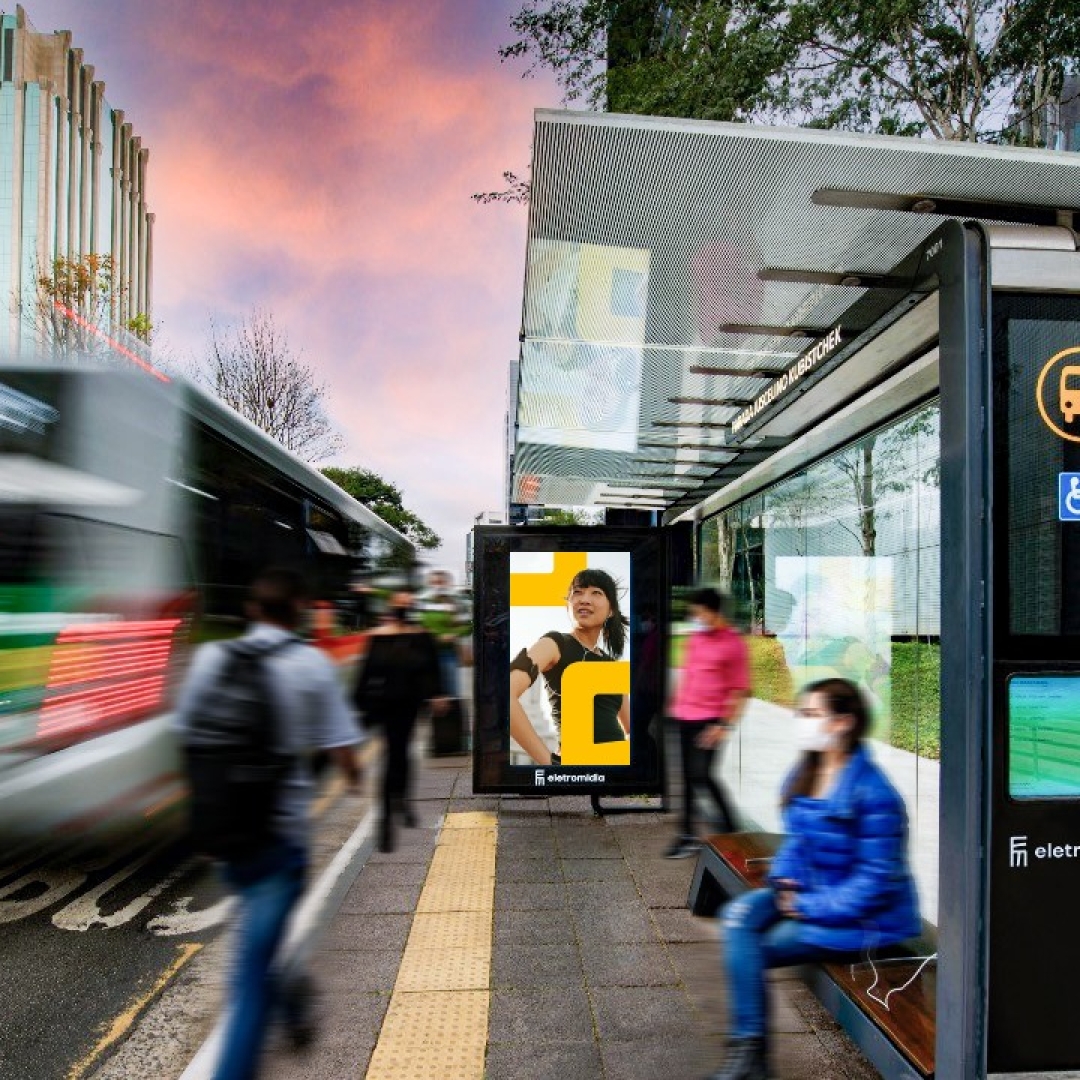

{"left": 1060, "top": 473, "right": 1080, "bottom": 520}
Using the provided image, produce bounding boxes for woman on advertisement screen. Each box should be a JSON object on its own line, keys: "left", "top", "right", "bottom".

{"left": 508, "top": 568, "right": 629, "bottom": 766}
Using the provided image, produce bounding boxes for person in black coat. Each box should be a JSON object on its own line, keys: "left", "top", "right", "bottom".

{"left": 353, "top": 592, "right": 446, "bottom": 851}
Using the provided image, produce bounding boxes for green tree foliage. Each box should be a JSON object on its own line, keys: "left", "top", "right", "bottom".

{"left": 502, "top": 0, "right": 1080, "bottom": 142}
{"left": 24, "top": 253, "right": 153, "bottom": 358}
{"left": 322, "top": 467, "right": 442, "bottom": 551}
{"left": 534, "top": 507, "right": 599, "bottom": 524}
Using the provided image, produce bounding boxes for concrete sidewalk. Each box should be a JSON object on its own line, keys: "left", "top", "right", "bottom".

{"left": 253, "top": 747, "right": 879, "bottom": 1080}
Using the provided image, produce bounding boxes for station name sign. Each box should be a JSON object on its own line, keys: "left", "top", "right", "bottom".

{"left": 731, "top": 325, "right": 843, "bottom": 435}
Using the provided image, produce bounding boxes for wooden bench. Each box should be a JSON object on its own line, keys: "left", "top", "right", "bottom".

{"left": 688, "top": 833, "right": 937, "bottom": 1080}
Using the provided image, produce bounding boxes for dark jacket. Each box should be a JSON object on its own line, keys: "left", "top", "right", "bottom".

{"left": 768, "top": 745, "right": 921, "bottom": 951}
{"left": 353, "top": 629, "right": 442, "bottom": 714}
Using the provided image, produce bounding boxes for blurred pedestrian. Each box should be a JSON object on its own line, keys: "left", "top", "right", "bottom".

{"left": 415, "top": 568, "right": 470, "bottom": 696}
{"left": 175, "top": 568, "right": 362, "bottom": 1080}
{"left": 703, "top": 678, "right": 920, "bottom": 1080}
{"left": 665, "top": 587, "right": 750, "bottom": 859}
{"left": 353, "top": 591, "right": 446, "bottom": 851}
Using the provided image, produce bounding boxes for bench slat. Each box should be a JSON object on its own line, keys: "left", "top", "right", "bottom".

{"left": 822, "top": 959, "right": 936, "bottom": 1076}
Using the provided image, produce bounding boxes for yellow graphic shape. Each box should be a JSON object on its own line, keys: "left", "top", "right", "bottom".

{"left": 561, "top": 660, "right": 631, "bottom": 766}
{"left": 576, "top": 244, "right": 650, "bottom": 344}
{"left": 510, "top": 551, "right": 588, "bottom": 606}
{"left": 1036, "top": 345, "right": 1080, "bottom": 442}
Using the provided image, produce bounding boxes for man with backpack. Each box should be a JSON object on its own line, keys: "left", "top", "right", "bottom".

{"left": 175, "top": 567, "right": 361, "bottom": 1080}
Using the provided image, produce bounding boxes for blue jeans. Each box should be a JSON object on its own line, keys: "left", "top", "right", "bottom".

{"left": 215, "top": 843, "right": 307, "bottom": 1080}
{"left": 720, "top": 888, "right": 848, "bottom": 1038}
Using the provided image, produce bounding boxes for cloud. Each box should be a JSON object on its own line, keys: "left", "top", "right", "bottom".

{"left": 24, "top": 0, "right": 559, "bottom": 566}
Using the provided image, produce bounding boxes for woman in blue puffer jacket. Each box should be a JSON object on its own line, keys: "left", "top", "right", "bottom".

{"left": 703, "top": 677, "right": 921, "bottom": 1080}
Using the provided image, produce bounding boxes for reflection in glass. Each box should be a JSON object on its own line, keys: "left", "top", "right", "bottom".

{"left": 702, "top": 401, "right": 941, "bottom": 924}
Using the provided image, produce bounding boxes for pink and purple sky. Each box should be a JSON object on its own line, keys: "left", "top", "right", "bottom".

{"left": 23, "top": 0, "right": 561, "bottom": 577}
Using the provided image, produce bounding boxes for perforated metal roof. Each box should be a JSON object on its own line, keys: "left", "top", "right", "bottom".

{"left": 512, "top": 110, "right": 1080, "bottom": 517}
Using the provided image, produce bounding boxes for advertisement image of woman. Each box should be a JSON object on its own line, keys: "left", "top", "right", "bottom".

{"left": 509, "top": 569, "right": 630, "bottom": 766}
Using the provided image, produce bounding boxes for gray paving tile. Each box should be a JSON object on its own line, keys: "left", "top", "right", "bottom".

{"left": 261, "top": 1038, "right": 374, "bottom": 1080}
{"left": 319, "top": 912, "right": 413, "bottom": 953}
{"left": 498, "top": 797, "right": 553, "bottom": 816}
{"left": 490, "top": 942, "right": 583, "bottom": 988}
{"left": 651, "top": 907, "right": 719, "bottom": 943}
{"left": 772, "top": 1031, "right": 847, "bottom": 1079}
{"left": 495, "top": 908, "right": 578, "bottom": 947}
{"left": 497, "top": 856, "right": 565, "bottom": 883}
{"left": 494, "top": 881, "right": 568, "bottom": 911}
{"left": 337, "top": 882, "right": 422, "bottom": 914}
{"left": 551, "top": 817, "right": 608, "bottom": 833}
{"left": 351, "top": 862, "right": 430, "bottom": 888}
{"left": 310, "top": 948, "right": 401, "bottom": 992}
{"left": 308, "top": 988, "right": 390, "bottom": 1041}
{"left": 600, "top": 1035, "right": 725, "bottom": 1080}
{"left": 590, "top": 986, "right": 698, "bottom": 1041}
{"left": 547, "top": 796, "right": 596, "bottom": 816}
{"left": 564, "top": 879, "right": 641, "bottom": 909}
{"left": 579, "top": 941, "right": 679, "bottom": 987}
{"left": 561, "top": 858, "right": 635, "bottom": 883}
{"left": 484, "top": 1041, "right": 602, "bottom": 1080}
{"left": 497, "top": 826, "right": 558, "bottom": 859}
{"left": 489, "top": 987, "right": 595, "bottom": 1044}
{"left": 771, "top": 990, "right": 814, "bottom": 1034}
{"left": 495, "top": 812, "right": 555, "bottom": 828}
{"left": 570, "top": 904, "right": 659, "bottom": 944}
{"left": 554, "top": 832, "right": 624, "bottom": 859}
{"left": 449, "top": 797, "right": 500, "bottom": 812}
{"left": 366, "top": 836, "right": 435, "bottom": 864}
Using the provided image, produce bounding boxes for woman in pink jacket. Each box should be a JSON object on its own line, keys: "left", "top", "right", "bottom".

{"left": 665, "top": 587, "right": 750, "bottom": 859}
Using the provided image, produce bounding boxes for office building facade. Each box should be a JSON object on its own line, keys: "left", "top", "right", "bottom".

{"left": 0, "top": 5, "right": 152, "bottom": 355}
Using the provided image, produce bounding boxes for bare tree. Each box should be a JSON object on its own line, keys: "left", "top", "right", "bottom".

{"left": 196, "top": 309, "right": 344, "bottom": 463}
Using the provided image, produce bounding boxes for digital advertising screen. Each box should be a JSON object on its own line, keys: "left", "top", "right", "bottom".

{"left": 472, "top": 527, "right": 667, "bottom": 795}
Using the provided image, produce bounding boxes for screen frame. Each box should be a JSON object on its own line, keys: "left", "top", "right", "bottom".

{"left": 1007, "top": 671, "right": 1080, "bottom": 801}
{"left": 471, "top": 525, "right": 669, "bottom": 796}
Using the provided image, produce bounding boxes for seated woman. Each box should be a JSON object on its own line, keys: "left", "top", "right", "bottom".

{"left": 704, "top": 677, "right": 921, "bottom": 1080}
{"left": 508, "top": 568, "right": 630, "bottom": 766}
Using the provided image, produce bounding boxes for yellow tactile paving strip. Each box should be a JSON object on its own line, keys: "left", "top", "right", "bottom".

{"left": 364, "top": 811, "right": 497, "bottom": 1080}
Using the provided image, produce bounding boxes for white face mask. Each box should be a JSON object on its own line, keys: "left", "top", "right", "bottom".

{"left": 796, "top": 713, "right": 837, "bottom": 753}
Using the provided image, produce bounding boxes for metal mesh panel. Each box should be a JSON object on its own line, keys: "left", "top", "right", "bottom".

{"left": 515, "top": 111, "right": 1080, "bottom": 511}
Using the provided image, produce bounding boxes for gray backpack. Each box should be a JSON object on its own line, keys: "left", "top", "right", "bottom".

{"left": 183, "top": 637, "right": 296, "bottom": 861}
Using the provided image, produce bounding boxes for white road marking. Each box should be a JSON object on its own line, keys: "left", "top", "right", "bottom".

{"left": 0, "top": 866, "right": 87, "bottom": 924}
{"left": 147, "top": 894, "right": 235, "bottom": 937}
{"left": 52, "top": 844, "right": 187, "bottom": 931}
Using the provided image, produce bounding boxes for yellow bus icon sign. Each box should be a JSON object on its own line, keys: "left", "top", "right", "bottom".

{"left": 1061, "top": 365, "right": 1080, "bottom": 424}
{"left": 1036, "top": 347, "right": 1080, "bottom": 442}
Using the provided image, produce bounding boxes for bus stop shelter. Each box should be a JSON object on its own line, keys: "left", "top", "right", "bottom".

{"left": 509, "top": 109, "right": 1080, "bottom": 1079}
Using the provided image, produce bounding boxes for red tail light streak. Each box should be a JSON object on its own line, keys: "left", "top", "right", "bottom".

{"left": 37, "top": 619, "right": 182, "bottom": 746}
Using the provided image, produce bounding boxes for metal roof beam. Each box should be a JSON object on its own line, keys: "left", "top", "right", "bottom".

{"left": 812, "top": 187, "right": 1078, "bottom": 227}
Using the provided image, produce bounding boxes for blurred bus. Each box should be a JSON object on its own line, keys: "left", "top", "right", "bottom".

{"left": 0, "top": 360, "right": 414, "bottom": 852}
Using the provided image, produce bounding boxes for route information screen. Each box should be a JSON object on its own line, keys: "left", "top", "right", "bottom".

{"left": 1009, "top": 674, "right": 1080, "bottom": 799}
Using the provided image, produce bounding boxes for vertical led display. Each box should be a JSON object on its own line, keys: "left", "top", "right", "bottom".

{"left": 472, "top": 528, "right": 666, "bottom": 795}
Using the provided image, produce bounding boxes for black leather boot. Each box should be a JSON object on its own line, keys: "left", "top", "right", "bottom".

{"left": 704, "top": 1036, "right": 768, "bottom": 1080}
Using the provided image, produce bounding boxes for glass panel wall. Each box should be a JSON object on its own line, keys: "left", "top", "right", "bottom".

{"left": 699, "top": 400, "right": 941, "bottom": 924}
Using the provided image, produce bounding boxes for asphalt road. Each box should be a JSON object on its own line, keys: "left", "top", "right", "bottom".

{"left": 0, "top": 823, "right": 228, "bottom": 1080}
